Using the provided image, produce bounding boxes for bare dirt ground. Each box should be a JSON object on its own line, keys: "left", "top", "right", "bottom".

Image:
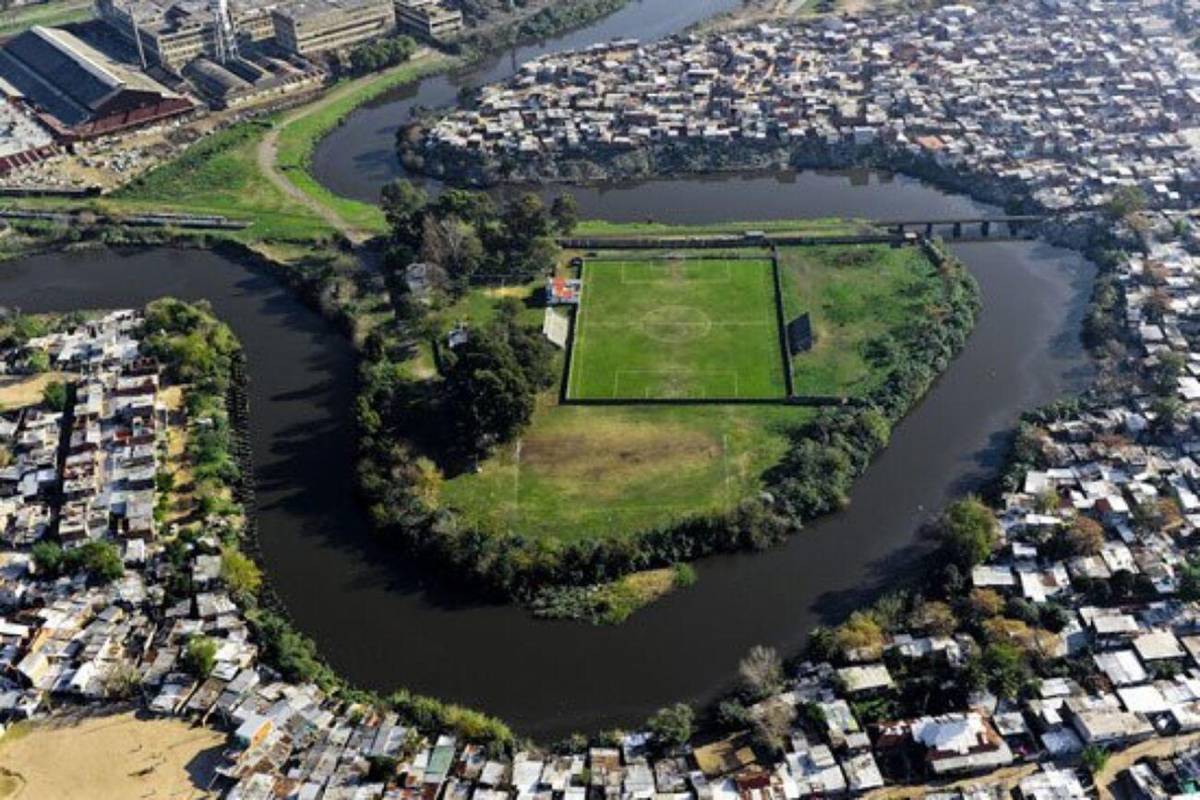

{"left": 1094, "top": 732, "right": 1200, "bottom": 800}
{"left": 861, "top": 763, "right": 1042, "bottom": 799}
{"left": 0, "top": 708, "right": 226, "bottom": 800}
{"left": 0, "top": 372, "right": 73, "bottom": 409}
{"left": 695, "top": 0, "right": 818, "bottom": 33}
{"left": 160, "top": 384, "right": 198, "bottom": 525}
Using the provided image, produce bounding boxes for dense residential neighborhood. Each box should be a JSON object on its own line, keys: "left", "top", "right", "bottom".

{"left": 414, "top": 0, "right": 1200, "bottom": 212}
{"left": 2, "top": 217, "right": 1200, "bottom": 797}
{"left": 13, "top": 0, "right": 1200, "bottom": 796}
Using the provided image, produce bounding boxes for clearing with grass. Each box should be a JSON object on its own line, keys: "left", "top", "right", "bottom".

{"left": 440, "top": 238, "right": 954, "bottom": 545}
{"left": 567, "top": 256, "right": 786, "bottom": 401}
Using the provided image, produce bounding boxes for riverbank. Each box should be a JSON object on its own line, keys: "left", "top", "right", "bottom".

{"left": 354, "top": 219, "right": 980, "bottom": 618}
{"left": 0, "top": 189, "right": 1097, "bottom": 739}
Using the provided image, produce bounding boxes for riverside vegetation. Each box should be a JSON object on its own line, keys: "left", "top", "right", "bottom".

{"left": 352, "top": 181, "right": 980, "bottom": 622}
{"left": 138, "top": 298, "right": 521, "bottom": 744}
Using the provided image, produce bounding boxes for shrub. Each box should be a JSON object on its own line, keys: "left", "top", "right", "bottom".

{"left": 936, "top": 496, "right": 998, "bottom": 569}
{"left": 647, "top": 703, "right": 694, "bottom": 747}
{"left": 738, "top": 645, "right": 783, "bottom": 700}
{"left": 182, "top": 635, "right": 217, "bottom": 679}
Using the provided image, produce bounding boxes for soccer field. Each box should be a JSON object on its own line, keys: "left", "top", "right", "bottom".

{"left": 566, "top": 258, "right": 787, "bottom": 400}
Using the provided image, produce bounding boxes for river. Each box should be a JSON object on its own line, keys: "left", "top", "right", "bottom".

{"left": 313, "top": 0, "right": 746, "bottom": 203}
{"left": 0, "top": 188, "right": 1093, "bottom": 739}
{"left": 0, "top": 0, "right": 1096, "bottom": 739}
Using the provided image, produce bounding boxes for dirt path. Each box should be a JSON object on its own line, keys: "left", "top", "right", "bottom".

{"left": 861, "top": 763, "right": 1042, "bottom": 799}
{"left": 1093, "top": 732, "right": 1200, "bottom": 800}
{"left": 252, "top": 54, "right": 437, "bottom": 245}
{"left": 255, "top": 111, "right": 366, "bottom": 245}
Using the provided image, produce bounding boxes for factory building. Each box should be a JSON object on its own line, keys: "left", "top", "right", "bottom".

{"left": 0, "top": 26, "right": 193, "bottom": 140}
{"left": 270, "top": 0, "right": 395, "bottom": 56}
{"left": 182, "top": 53, "right": 322, "bottom": 108}
{"left": 395, "top": 0, "right": 462, "bottom": 41}
{"left": 96, "top": 0, "right": 278, "bottom": 70}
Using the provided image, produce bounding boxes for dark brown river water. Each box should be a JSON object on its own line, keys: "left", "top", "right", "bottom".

{"left": 0, "top": 0, "right": 1097, "bottom": 740}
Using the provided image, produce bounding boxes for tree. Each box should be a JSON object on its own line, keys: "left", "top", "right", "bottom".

{"left": 917, "top": 600, "right": 958, "bottom": 637}
{"left": 64, "top": 540, "right": 124, "bottom": 583}
{"left": 981, "top": 642, "right": 1031, "bottom": 699}
{"left": 738, "top": 645, "right": 784, "bottom": 700}
{"left": 503, "top": 193, "right": 552, "bottom": 245}
{"left": 967, "top": 587, "right": 1005, "bottom": 619}
{"left": 833, "top": 611, "right": 885, "bottom": 658}
{"left": 1154, "top": 351, "right": 1187, "bottom": 395}
{"left": 1150, "top": 395, "right": 1184, "bottom": 436}
{"left": 750, "top": 699, "right": 796, "bottom": 754}
{"left": 647, "top": 703, "right": 694, "bottom": 747}
{"left": 1081, "top": 744, "right": 1109, "bottom": 775}
{"left": 381, "top": 180, "right": 429, "bottom": 246}
{"left": 101, "top": 662, "right": 142, "bottom": 699}
{"left": 31, "top": 540, "right": 63, "bottom": 576}
{"left": 1105, "top": 185, "right": 1146, "bottom": 219}
{"left": 421, "top": 215, "right": 485, "bottom": 284}
{"left": 936, "top": 496, "right": 998, "bottom": 569}
{"left": 23, "top": 348, "right": 49, "bottom": 374}
{"left": 1180, "top": 559, "right": 1200, "bottom": 601}
{"left": 550, "top": 194, "right": 580, "bottom": 234}
{"left": 442, "top": 331, "right": 535, "bottom": 455}
{"left": 348, "top": 35, "right": 416, "bottom": 76}
{"left": 1065, "top": 516, "right": 1105, "bottom": 557}
{"left": 182, "top": 635, "right": 217, "bottom": 679}
{"left": 221, "top": 547, "right": 262, "bottom": 602}
{"left": 41, "top": 381, "right": 67, "bottom": 412}
{"left": 432, "top": 189, "right": 497, "bottom": 228}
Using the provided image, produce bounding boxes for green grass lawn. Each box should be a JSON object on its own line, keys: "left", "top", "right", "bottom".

{"left": 438, "top": 240, "right": 946, "bottom": 544}
{"left": 441, "top": 402, "right": 807, "bottom": 542}
{"left": 0, "top": 0, "right": 90, "bottom": 36}
{"left": 272, "top": 53, "right": 454, "bottom": 234}
{"left": 112, "top": 120, "right": 336, "bottom": 242}
{"left": 572, "top": 217, "right": 871, "bottom": 237}
{"left": 107, "top": 52, "right": 452, "bottom": 242}
{"left": 567, "top": 257, "right": 786, "bottom": 400}
{"left": 778, "top": 243, "right": 944, "bottom": 396}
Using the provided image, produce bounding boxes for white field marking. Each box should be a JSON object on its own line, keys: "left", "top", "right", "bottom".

{"left": 569, "top": 269, "right": 592, "bottom": 398}
{"left": 618, "top": 260, "right": 737, "bottom": 284}
{"left": 613, "top": 368, "right": 739, "bottom": 399}
{"left": 585, "top": 320, "right": 771, "bottom": 328}
{"left": 513, "top": 438, "right": 522, "bottom": 522}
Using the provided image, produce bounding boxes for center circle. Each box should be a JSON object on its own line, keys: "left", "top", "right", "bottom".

{"left": 641, "top": 305, "right": 712, "bottom": 342}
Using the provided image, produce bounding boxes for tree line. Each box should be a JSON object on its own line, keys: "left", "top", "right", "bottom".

{"left": 352, "top": 231, "right": 983, "bottom": 606}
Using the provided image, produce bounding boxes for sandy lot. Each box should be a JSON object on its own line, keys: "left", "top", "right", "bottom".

{"left": 0, "top": 373, "right": 74, "bottom": 410}
{"left": 0, "top": 709, "right": 226, "bottom": 800}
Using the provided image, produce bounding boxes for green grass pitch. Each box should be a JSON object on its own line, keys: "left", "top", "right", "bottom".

{"left": 566, "top": 258, "right": 787, "bottom": 401}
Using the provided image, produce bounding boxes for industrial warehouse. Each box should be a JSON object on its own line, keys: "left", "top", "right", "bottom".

{"left": 0, "top": 25, "right": 194, "bottom": 141}
{"left": 0, "top": 0, "right": 463, "bottom": 171}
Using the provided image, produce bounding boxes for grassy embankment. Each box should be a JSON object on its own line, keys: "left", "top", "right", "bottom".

{"left": 0, "top": 0, "right": 90, "bottom": 37}
{"left": 83, "top": 52, "right": 451, "bottom": 244}
{"left": 439, "top": 241, "right": 942, "bottom": 544}
{"left": 111, "top": 120, "right": 333, "bottom": 242}
{"left": 268, "top": 52, "right": 454, "bottom": 234}
{"left": 779, "top": 243, "right": 945, "bottom": 395}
